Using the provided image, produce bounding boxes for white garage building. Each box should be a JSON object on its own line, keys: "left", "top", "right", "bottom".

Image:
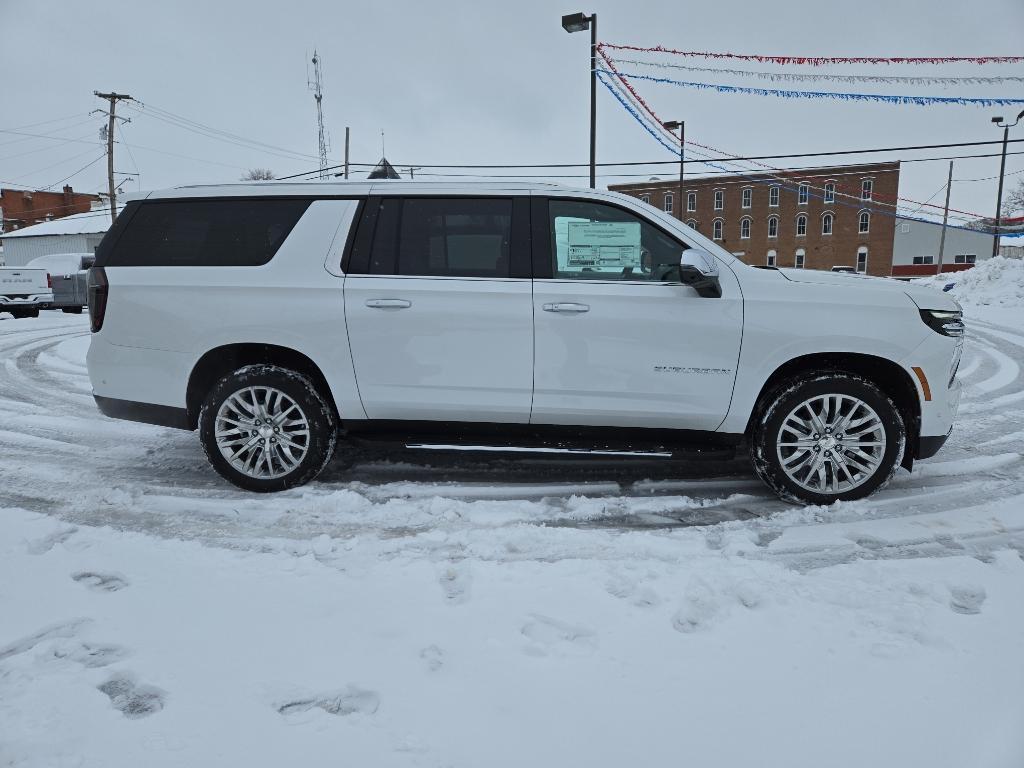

{"left": 0, "top": 208, "right": 111, "bottom": 267}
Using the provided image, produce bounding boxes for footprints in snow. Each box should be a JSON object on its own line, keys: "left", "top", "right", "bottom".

{"left": 949, "top": 584, "right": 987, "bottom": 615}
{"left": 25, "top": 525, "right": 77, "bottom": 555}
{"left": 98, "top": 675, "right": 166, "bottom": 719}
{"left": 438, "top": 565, "right": 470, "bottom": 604}
{"left": 420, "top": 644, "right": 445, "bottom": 672}
{"left": 277, "top": 686, "right": 380, "bottom": 717}
{"left": 521, "top": 614, "right": 596, "bottom": 656}
{"left": 0, "top": 619, "right": 157, "bottom": 719}
{"left": 72, "top": 571, "right": 129, "bottom": 592}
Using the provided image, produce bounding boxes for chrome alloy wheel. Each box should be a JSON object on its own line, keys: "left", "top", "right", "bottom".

{"left": 776, "top": 394, "right": 887, "bottom": 495}
{"left": 214, "top": 386, "right": 311, "bottom": 479}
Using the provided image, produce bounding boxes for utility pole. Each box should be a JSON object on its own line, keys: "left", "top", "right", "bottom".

{"left": 404, "top": 167, "right": 422, "bottom": 179}
{"left": 936, "top": 160, "right": 953, "bottom": 274}
{"left": 93, "top": 91, "right": 132, "bottom": 223}
{"left": 991, "top": 110, "right": 1024, "bottom": 258}
{"left": 310, "top": 51, "right": 329, "bottom": 179}
{"left": 344, "top": 126, "right": 350, "bottom": 180}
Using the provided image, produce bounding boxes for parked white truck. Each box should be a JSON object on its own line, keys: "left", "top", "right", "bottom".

{"left": 0, "top": 266, "right": 53, "bottom": 318}
{"left": 86, "top": 182, "right": 964, "bottom": 504}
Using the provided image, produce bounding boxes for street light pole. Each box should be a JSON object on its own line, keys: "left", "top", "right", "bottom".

{"left": 562, "top": 12, "right": 597, "bottom": 189}
{"left": 991, "top": 110, "right": 1024, "bottom": 258}
{"left": 663, "top": 120, "right": 685, "bottom": 220}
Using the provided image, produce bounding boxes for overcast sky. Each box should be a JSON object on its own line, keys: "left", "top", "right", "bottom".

{"left": 2, "top": 0, "right": 1022, "bottom": 223}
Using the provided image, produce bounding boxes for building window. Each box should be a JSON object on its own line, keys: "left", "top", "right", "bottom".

{"left": 859, "top": 211, "right": 870, "bottom": 234}
{"left": 900, "top": 222, "right": 910, "bottom": 234}
{"left": 766, "top": 249, "right": 777, "bottom": 267}
{"left": 824, "top": 182, "right": 836, "bottom": 203}
{"left": 769, "top": 186, "right": 780, "bottom": 207}
{"left": 795, "top": 248, "right": 805, "bottom": 269}
{"left": 640, "top": 194, "right": 650, "bottom": 205}
{"left": 767, "top": 215, "right": 778, "bottom": 238}
{"left": 798, "top": 183, "right": 809, "bottom": 205}
{"left": 687, "top": 191, "right": 696, "bottom": 212}
{"left": 664, "top": 193, "right": 673, "bottom": 214}
{"left": 714, "top": 190, "right": 724, "bottom": 210}
{"left": 822, "top": 212, "right": 834, "bottom": 236}
{"left": 740, "top": 217, "right": 752, "bottom": 239}
{"left": 912, "top": 255, "right": 935, "bottom": 265}
{"left": 796, "top": 214, "right": 807, "bottom": 237}
{"left": 954, "top": 254, "right": 977, "bottom": 264}
{"left": 741, "top": 188, "right": 752, "bottom": 209}
{"left": 861, "top": 179, "right": 873, "bottom": 201}
{"left": 686, "top": 219, "right": 698, "bottom": 229}
{"left": 857, "top": 247, "right": 868, "bottom": 273}
{"left": 713, "top": 218, "right": 723, "bottom": 240}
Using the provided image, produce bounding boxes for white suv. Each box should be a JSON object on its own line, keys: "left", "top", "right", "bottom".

{"left": 86, "top": 182, "right": 963, "bottom": 504}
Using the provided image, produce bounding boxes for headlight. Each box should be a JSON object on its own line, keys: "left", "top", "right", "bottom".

{"left": 920, "top": 309, "right": 964, "bottom": 338}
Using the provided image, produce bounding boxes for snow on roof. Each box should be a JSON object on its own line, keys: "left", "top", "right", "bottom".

{"left": 0, "top": 208, "right": 114, "bottom": 239}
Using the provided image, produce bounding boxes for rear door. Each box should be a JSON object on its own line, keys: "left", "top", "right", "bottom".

{"left": 343, "top": 196, "right": 534, "bottom": 423}
{"left": 530, "top": 196, "right": 743, "bottom": 431}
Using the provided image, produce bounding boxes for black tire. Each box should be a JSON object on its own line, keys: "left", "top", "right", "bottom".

{"left": 199, "top": 365, "right": 337, "bottom": 492}
{"left": 9, "top": 308, "right": 38, "bottom": 319}
{"left": 750, "top": 373, "right": 905, "bottom": 505}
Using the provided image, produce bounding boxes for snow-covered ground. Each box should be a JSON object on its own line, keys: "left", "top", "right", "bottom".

{"left": 3, "top": 260, "right": 1024, "bottom": 766}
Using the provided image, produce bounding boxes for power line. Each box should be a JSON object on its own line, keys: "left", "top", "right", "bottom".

{"left": 126, "top": 99, "right": 325, "bottom": 164}
{"left": 0, "top": 113, "right": 89, "bottom": 134}
{"left": 7, "top": 145, "right": 107, "bottom": 184}
{"left": 0, "top": 117, "right": 97, "bottom": 149}
{"left": 44, "top": 154, "right": 108, "bottom": 191}
{"left": 276, "top": 137, "right": 1024, "bottom": 180}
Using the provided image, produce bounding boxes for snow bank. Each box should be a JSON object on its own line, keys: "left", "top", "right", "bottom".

{"left": 912, "top": 256, "right": 1024, "bottom": 308}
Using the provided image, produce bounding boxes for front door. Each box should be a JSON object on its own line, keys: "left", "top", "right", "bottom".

{"left": 344, "top": 196, "right": 534, "bottom": 423}
{"left": 531, "top": 197, "right": 743, "bottom": 431}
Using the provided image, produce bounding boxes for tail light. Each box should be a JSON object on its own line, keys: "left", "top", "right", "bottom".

{"left": 46, "top": 273, "right": 53, "bottom": 289}
{"left": 87, "top": 267, "right": 108, "bottom": 333}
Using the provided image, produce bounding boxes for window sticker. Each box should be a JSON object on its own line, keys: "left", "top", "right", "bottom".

{"left": 559, "top": 219, "right": 642, "bottom": 273}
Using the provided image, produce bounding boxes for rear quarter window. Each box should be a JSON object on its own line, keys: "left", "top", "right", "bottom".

{"left": 97, "top": 198, "right": 312, "bottom": 267}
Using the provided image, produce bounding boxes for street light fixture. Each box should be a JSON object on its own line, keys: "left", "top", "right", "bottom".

{"left": 561, "top": 12, "right": 597, "bottom": 189}
{"left": 991, "top": 109, "right": 1024, "bottom": 258}
{"left": 663, "top": 120, "right": 685, "bottom": 220}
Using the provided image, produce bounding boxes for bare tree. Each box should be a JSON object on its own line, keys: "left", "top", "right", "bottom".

{"left": 1005, "top": 178, "right": 1024, "bottom": 216}
{"left": 240, "top": 168, "right": 275, "bottom": 181}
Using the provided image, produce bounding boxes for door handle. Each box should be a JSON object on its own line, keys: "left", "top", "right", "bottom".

{"left": 543, "top": 302, "right": 590, "bottom": 313}
{"left": 365, "top": 299, "right": 412, "bottom": 309}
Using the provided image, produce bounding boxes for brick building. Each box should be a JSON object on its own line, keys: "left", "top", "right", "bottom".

{"left": 0, "top": 185, "right": 101, "bottom": 234}
{"left": 610, "top": 161, "right": 900, "bottom": 276}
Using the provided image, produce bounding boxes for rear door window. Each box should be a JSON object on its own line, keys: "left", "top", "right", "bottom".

{"left": 98, "top": 198, "right": 311, "bottom": 267}
{"left": 363, "top": 198, "right": 514, "bottom": 278}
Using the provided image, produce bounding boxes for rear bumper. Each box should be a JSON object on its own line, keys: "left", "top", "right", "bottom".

{"left": 94, "top": 395, "right": 191, "bottom": 430}
{"left": 0, "top": 293, "right": 53, "bottom": 309}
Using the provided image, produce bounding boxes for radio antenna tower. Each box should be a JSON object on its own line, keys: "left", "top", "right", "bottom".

{"left": 309, "top": 50, "right": 329, "bottom": 179}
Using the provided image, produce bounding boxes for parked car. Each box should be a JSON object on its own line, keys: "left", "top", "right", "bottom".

{"left": 0, "top": 266, "right": 53, "bottom": 318}
{"left": 86, "top": 182, "right": 964, "bottom": 504}
{"left": 25, "top": 253, "right": 94, "bottom": 313}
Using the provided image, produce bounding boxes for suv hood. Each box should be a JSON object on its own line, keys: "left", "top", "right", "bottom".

{"left": 776, "top": 267, "right": 960, "bottom": 312}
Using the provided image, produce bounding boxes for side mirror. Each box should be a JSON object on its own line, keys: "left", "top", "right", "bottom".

{"left": 679, "top": 248, "right": 722, "bottom": 298}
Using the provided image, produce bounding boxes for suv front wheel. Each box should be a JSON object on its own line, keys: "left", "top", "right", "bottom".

{"left": 750, "top": 374, "right": 905, "bottom": 505}
{"left": 199, "top": 365, "right": 337, "bottom": 492}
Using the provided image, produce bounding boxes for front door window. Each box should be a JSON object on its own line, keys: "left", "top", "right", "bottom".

{"left": 549, "top": 199, "right": 684, "bottom": 282}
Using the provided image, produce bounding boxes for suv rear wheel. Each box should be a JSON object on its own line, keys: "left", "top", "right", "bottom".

{"left": 750, "top": 374, "right": 905, "bottom": 505}
{"left": 199, "top": 365, "right": 337, "bottom": 492}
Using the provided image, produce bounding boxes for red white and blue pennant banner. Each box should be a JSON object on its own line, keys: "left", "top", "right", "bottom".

{"left": 598, "top": 43, "right": 1024, "bottom": 67}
